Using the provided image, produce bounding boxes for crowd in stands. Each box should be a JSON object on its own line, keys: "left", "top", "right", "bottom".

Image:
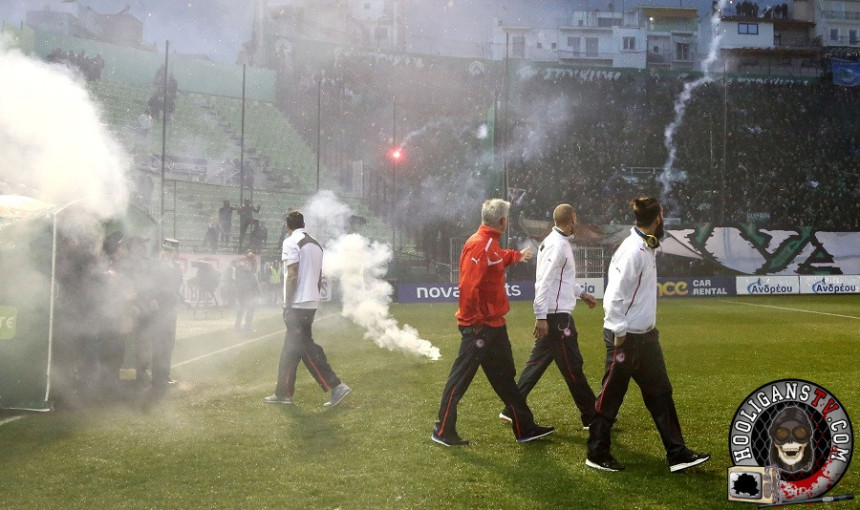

{"left": 265, "top": 51, "right": 860, "bottom": 280}
{"left": 104, "top": 45, "right": 857, "bottom": 277}
{"left": 374, "top": 71, "right": 858, "bottom": 241}
{"left": 46, "top": 48, "right": 104, "bottom": 81}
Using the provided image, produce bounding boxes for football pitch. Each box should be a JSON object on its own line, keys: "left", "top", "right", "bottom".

{"left": 1, "top": 295, "right": 857, "bottom": 509}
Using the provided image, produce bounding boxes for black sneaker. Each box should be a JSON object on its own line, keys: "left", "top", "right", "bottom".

{"left": 498, "top": 411, "right": 513, "bottom": 424}
{"left": 586, "top": 455, "right": 626, "bottom": 472}
{"left": 431, "top": 429, "right": 470, "bottom": 446}
{"left": 516, "top": 425, "right": 555, "bottom": 443}
{"left": 668, "top": 448, "right": 711, "bottom": 472}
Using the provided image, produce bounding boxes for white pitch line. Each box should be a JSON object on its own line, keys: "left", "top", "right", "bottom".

{"left": 0, "top": 311, "right": 343, "bottom": 428}
{"left": 171, "top": 331, "right": 280, "bottom": 367}
{"left": 0, "top": 415, "right": 25, "bottom": 426}
{"left": 173, "top": 311, "right": 342, "bottom": 367}
{"left": 716, "top": 299, "right": 860, "bottom": 320}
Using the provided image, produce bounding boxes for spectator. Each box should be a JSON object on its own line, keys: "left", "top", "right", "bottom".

{"left": 218, "top": 200, "right": 237, "bottom": 248}
{"left": 249, "top": 219, "right": 268, "bottom": 252}
{"left": 237, "top": 199, "right": 261, "bottom": 252}
{"left": 233, "top": 252, "right": 261, "bottom": 335}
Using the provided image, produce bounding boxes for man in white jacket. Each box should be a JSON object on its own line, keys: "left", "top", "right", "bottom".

{"left": 499, "top": 204, "right": 598, "bottom": 430}
{"left": 586, "top": 196, "right": 710, "bottom": 473}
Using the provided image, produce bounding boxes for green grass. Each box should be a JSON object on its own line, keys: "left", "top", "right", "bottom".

{"left": 1, "top": 296, "right": 858, "bottom": 509}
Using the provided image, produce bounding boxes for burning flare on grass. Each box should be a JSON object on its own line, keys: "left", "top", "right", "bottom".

{"left": 304, "top": 192, "right": 441, "bottom": 360}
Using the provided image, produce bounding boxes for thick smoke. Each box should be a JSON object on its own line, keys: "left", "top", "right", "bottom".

{"left": 0, "top": 37, "right": 130, "bottom": 218}
{"left": 0, "top": 36, "right": 132, "bottom": 407}
{"left": 659, "top": 1, "right": 729, "bottom": 210}
{"left": 508, "top": 93, "right": 571, "bottom": 164}
{"left": 303, "top": 191, "right": 441, "bottom": 360}
{"left": 394, "top": 118, "right": 495, "bottom": 228}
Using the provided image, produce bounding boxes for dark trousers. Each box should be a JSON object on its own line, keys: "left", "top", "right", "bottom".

{"left": 503, "top": 313, "right": 596, "bottom": 427}
{"left": 98, "top": 329, "right": 127, "bottom": 394}
{"left": 588, "top": 328, "right": 686, "bottom": 460}
{"left": 234, "top": 293, "right": 256, "bottom": 331}
{"left": 152, "top": 312, "right": 177, "bottom": 390}
{"left": 135, "top": 312, "right": 177, "bottom": 390}
{"left": 436, "top": 325, "right": 537, "bottom": 439}
{"left": 238, "top": 220, "right": 252, "bottom": 250}
{"left": 219, "top": 222, "right": 230, "bottom": 245}
{"left": 275, "top": 308, "right": 341, "bottom": 398}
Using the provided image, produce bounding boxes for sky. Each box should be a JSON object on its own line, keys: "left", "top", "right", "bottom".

{"left": 0, "top": 0, "right": 720, "bottom": 63}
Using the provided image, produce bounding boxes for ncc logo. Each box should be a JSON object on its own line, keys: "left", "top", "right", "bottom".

{"left": 657, "top": 280, "right": 688, "bottom": 297}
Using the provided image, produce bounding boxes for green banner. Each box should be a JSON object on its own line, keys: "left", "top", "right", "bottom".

{"left": 0, "top": 218, "right": 53, "bottom": 411}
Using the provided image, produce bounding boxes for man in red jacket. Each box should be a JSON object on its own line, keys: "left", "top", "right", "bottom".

{"left": 431, "top": 198, "right": 555, "bottom": 446}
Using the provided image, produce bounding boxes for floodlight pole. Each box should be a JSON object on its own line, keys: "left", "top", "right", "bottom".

{"left": 160, "top": 40, "right": 169, "bottom": 243}
{"left": 721, "top": 60, "right": 727, "bottom": 225}
{"left": 317, "top": 74, "right": 322, "bottom": 192}
{"left": 240, "top": 64, "right": 248, "bottom": 206}
{"left": 501, "top": 32, "right": 510, "bottom": 249}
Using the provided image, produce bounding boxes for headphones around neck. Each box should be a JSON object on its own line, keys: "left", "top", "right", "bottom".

{"left": 634, "top": 227, "right": 660, "bottom": 248}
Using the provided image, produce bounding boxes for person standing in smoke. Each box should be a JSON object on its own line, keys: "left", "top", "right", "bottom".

{"left": 237, "top": 199, "right": 261, "bottom": 252}
{"left": 127, "top": 235, "right": 181, "bottom": 396}
{"left": 147, "top": 238, "right": 184, "bottom": 397}
{"left": 266, "top": 258, "right": 283, "bottom": 306}
{"left": 218, "top": 200, "right": 237, "bottom": 248}
{"left": 498, "top": 204, "right": 598, "bottom": 430}
{"left": 203, "top": 214, "right": 219, "bottom": 253}
{"left": 233, "top": 251, "right": 260, "bottom": 335}
{"left": 431, "top": 198, "right": 555, "bottom": 446}
{"left": 53, "top": 229, "right": 105, "bottom": 407}
{"left": 265, "top": 210, "right": 351, "bottom": 407}
{"left": 586, "top": 196, "right": 710, "bottom": 473}
{"left": 97, "top": 231, "right": 137, "bottom": 401}
{"left": 126, "top": 236, "right": 156, "bottom": 388}
{"left": 249, "top": 219, "right": 267, "bottom": 252}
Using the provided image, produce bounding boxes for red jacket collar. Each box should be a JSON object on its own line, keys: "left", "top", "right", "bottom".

{"left": 477, "top": 224, "right": 501, "bottom": 239}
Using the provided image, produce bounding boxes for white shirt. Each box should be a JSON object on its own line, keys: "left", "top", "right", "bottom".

{"left": 281, "top": 228, "right": 323, "bottom": 309}
{"left": 533, "top": 227, "right": 585, "bottom": 319}
{"left": 603, "top": 227, "right": 658, "bottom": 336}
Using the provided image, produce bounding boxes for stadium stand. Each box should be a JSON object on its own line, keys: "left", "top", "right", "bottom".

{"left": 6, "top": 22, "right": 857, "bottom": 279}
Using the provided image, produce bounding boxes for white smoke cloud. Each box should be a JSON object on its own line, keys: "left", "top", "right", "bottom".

{"left": 303, "top": 189, "right": 353, "bottom": 242}
{"left": 508, "top": 93, "right": 570, "bottom": 163}
{"left": 303, "top": 192, "right": 441, "bottom": 360}
{"left": 0, "top": 37, "right": 130, "bottom": 218}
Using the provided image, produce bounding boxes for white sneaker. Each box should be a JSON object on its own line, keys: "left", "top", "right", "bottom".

{"left": 324, "top": 383, "right": 351, "bottom": 408}
{"left": 264, "top": 394, "right": 293, "bottom": 404}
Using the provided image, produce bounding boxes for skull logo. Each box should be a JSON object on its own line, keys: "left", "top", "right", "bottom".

{"left": 768, "top": 406, "right": 814, "bottom": 473}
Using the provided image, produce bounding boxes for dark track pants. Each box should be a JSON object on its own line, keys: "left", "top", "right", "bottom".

{"left": 588, "top": 328, "right": 686, "bottom": 460}
{"left": 435, "top": 324, "right": 538, "bottom": 439}
{"left": 275, "top": 308, "right": 341, "bottom": 398}
{"left": 150, "top": 311, "right": 177, "bottom": 393}
{"left": 503, "top": 313, "right": 597, "bottom": 427}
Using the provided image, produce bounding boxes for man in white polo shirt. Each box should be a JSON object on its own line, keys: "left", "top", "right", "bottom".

{"left": 586, "top": 196, "right": 709, "bottom": 473}
{"left": 265, "top": 210, "right": 351, "bottom": 407}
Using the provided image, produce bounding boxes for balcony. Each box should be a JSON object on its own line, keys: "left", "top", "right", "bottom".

{"left": 821, "top": 10, "right": 860, "bottom": 21}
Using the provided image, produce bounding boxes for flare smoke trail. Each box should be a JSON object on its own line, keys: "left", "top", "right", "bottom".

{"left": 660, "top": 1, "right": 729, "bottom": 206}
{"left": 303, "top": 191, "right": 441, "bottom": 360}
